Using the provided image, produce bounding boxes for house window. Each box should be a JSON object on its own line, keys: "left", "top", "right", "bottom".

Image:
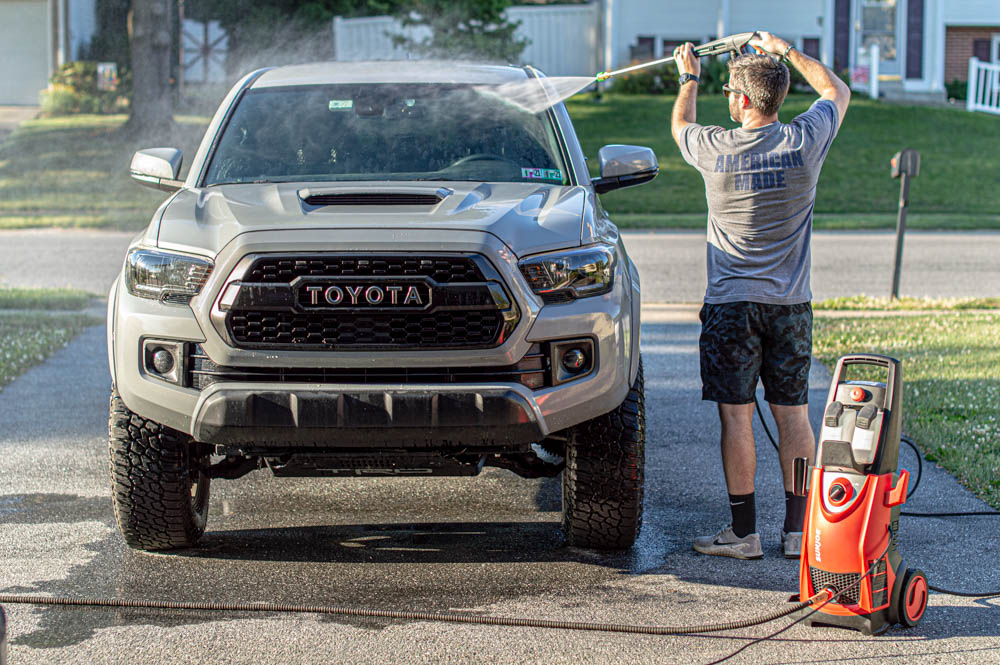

{"left": 630, "top": 36, "right": 655, "bottom": 62}
{"left": 662, "top": 39, "right": 700, "bottom": 56}
{"left": 802, "top": 37, "right": 821, "bottom": 59}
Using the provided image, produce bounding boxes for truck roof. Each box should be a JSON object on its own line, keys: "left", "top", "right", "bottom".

{"left": 252, "top": 61, "right": 532, "bottom": 88}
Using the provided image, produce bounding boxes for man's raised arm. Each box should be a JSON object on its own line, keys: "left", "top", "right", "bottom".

{"left": 671, "top": 42, "right": 702, "bottom": 145}
{"left": 749, "top": 31, "right": 850, "bottom": 126}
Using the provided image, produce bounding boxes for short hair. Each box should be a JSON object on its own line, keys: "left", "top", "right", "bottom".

{"left": 727, "top": 54, "right": 790, "bottom": 116}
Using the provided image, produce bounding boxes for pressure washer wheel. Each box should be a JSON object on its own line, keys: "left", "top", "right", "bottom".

{"left": 897, "top": 569, "right": 929, "bottom": 627}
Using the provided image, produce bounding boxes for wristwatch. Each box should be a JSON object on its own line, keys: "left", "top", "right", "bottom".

{"left": 679, "top": 73, "right": 700, "bottom": 86}
{"left": 782, "top": 44, "right": 796, "bottom": 61}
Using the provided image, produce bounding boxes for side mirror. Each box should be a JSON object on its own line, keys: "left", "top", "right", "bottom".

{"left": 130, "top": 148, "right": 183, "bottom": 192}
{"left": 591, "top": 144, "right": 658, "bottom": 194}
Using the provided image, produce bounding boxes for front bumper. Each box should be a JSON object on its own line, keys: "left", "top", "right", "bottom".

{"left": 110, "top": 228, "right": 636, "bottom": 447}
{"left": 192, "top": 385, "right": 542, "bottom": 448}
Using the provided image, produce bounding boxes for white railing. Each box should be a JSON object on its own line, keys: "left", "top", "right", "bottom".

{"left": 332, "top": 3, "right": 600, "bottom": 77}
{"left": 967, "top": 57, "right": 1000, "bottom": 115}
{"left": 850, "top": 44, "right": 880, "bottom": 100}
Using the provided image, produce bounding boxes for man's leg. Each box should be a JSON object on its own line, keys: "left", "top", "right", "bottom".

{"left": 694, "top": 302, "right": 764, "bottom": 559}
{"left": 719, "top": 402, "right": 756, "bottom": 494}
{"left": 768, "top": 403, "right": 814, "bottom": 491}
{"left": 759, "top": 302, "right": 815, "bottom": 554}
{"left": 719, "top": 402, "right": 757, "bottom": 538}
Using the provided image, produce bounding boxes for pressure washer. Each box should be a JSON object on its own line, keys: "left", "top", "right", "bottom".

{"left": 595, "top": 31, "right": 760, "bottom": 82}
{"left": 791, "top": 354, "right": 928, "bottom": 634}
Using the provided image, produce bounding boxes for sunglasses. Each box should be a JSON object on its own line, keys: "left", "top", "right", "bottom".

{"left": 722, "top": 84, "right": 746, "bottom": 99}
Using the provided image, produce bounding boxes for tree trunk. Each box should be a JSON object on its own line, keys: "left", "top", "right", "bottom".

{"left": 125, "top": 0, "right": 174, "bottom": 135}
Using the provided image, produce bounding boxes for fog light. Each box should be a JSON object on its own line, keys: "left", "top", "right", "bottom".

{"left": 562, "top": 348, "right": 587, "bottom": 373}
{"left": 152, "top": 348, "right": 174, "bottom": 375}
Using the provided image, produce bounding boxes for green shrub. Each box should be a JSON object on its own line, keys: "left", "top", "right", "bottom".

{"left": 40, "top": 61, "right": 131, "bottom": 116}
{"left": 607, "top": 57, "right": 734, "bottom": 96}
{"left": 945, "top": 79, "right": 967, "bottom": 101}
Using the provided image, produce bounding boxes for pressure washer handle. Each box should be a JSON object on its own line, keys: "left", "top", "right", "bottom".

{"left": 793, "top": 457, "right": 810, "bottom": 497}
{"left": 596, "top": 31, "right": 760, "bottom": 81}
{"left": 693, "top": 31, "right": 760, "bottom": 58}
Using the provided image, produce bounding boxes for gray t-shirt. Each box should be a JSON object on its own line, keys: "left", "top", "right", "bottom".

{"left": 678, "top": 99, "right": 839, "bottom": 305}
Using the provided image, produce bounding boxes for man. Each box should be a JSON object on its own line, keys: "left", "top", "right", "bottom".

{"left": 670, "top": 32, "right": 850, "bottom": 559}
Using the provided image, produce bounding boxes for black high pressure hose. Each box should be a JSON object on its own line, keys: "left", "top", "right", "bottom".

{"left": 0, "top": 589, "right": 831, "bottom": 637}
{"left": 753, "top": 396, "right": 1000, "bottom": 598}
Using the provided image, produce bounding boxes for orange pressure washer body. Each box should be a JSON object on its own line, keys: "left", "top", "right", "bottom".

{"left": 796, "top": 354, "right": 928, "bottom": 635}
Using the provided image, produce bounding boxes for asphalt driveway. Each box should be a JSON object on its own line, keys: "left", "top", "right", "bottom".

{"left": 0, "top": 306, "right": 997, "bottom": 664}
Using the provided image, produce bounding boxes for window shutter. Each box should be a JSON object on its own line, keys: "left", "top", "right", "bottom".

{"left": 973, "top": 39, "right": 991, "bottom": 62}
{"left": 906, "top": 0, "right": 924, "bottom": 79}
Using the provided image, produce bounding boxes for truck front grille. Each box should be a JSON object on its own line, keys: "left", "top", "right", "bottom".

{"left": 224, "top": 254, "right": 517, "bottom": 351}
{"left": 246, "top": 255, "right": 484, "bottom": 284}
{"left": 229, "top": 310, "right": 502, "bottom": 348}
{"left": 188, "top": 344, "right": 548, "bottom": 390}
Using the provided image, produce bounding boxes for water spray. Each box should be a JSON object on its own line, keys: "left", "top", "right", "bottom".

{"left": 595, "top": 32, "right": 760, "bottom": 82}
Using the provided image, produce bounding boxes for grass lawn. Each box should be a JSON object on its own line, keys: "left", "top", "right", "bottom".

{"left": 0, "top": 287, "right": 93, "bottom": 310}
{"left": 0, "top": 114, "right": 208, "bottom": 230}
{"left": 0, "top": 287, "right": 97, "bottom": 391}
{"left": 813, "top": 295, "right": 1000, "bottom": 310}
{"left": 565, "top": 93, "right": 1000, "bottom": 227}
{"left": 2, "top": 94, "right": 998, "bottom": 231}
{"left": 812, "top": 312, "right": 1000, "bottom": 510}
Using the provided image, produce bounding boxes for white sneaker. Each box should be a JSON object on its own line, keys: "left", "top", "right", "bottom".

{"left": 782, "top": 531, "right": 803, "bottom": 559}
{"left": 693, "top": 525, "right": 763, "bottom": 560}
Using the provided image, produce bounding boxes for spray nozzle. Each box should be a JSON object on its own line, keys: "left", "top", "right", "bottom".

{"left": 595, "top": 72, "right": 610, "bottom": 82}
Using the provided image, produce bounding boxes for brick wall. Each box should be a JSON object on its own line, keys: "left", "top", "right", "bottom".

{"left": 945, "top": 26, "right": 999, "bottom": 83}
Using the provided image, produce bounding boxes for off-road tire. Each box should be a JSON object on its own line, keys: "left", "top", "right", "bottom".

{"left": 562, "top": 358, "right": 645, "bottom": 550}
{"left": 108, "top": 393, "right": 210, "bottom": 551}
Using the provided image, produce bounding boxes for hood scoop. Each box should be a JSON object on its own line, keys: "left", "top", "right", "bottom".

{"left": 300, "top": 189, "right": 450, "bottom": 207}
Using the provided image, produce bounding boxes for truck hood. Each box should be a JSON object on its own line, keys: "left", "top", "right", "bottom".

{"left": 155, "top": 182, "right": 589, "bottom": 258}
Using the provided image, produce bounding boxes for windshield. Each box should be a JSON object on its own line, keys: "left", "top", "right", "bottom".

{"left": 203, "top": 83, "right": 570, "bottom": 186}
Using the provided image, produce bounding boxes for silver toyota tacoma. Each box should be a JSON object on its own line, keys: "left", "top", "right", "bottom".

{"left": 108, "top": 62, "right": 658, "bottom": 552}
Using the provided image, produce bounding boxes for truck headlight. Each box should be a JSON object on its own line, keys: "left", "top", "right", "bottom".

{"left": 518, "top": 244, "right": 615, "bottom": 302}
{"left": 125, "top": 248, "right": 214, "bottom": 304}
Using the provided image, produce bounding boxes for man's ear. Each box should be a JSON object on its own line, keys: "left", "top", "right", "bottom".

{"left": 741, "top": 94, "right": 752, "bottom": 109}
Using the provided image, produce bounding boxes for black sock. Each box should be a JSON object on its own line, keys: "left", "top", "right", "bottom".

{"left": 728, "top": 492, "right": 756, "bottom": 537}
{"left": 784, "top": 491, "right": 807, "bottom": 533}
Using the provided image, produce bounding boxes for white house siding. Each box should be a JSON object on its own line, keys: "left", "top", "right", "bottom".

{"left": 941, "top": 0, "right": 1000, "bottom": 25}
{"left": 606, "top": 0, "right": 828, "bottom": 69}
{"left": 610, "top": 0, "right": 718, "bottom": 66}
{"left": 0, "top": 0, "right": 51, "bottom": 104}
{"left": 507, "top": 3, "right": 600, "bottom": 76}
{"left": 729, "top": 0, "right": 826, "bottom": 50}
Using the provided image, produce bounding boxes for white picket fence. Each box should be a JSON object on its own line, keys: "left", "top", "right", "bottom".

{"left": 332, "top": 3, "right": 600, "bottom": 77}
{"left": 967, "top": 57, "right": 1000, "bottom": 115}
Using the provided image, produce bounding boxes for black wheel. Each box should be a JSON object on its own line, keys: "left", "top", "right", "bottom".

{"left": 562, "top": 358, "right": 645, "bottom": 550}
{"left": 898, "top": 569, "right": 928, "bottom": 628}
{"left": 108, "top": 392, "right": 210, "bottom": 551}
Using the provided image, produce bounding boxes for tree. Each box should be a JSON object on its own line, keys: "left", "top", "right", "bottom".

{"left": 125, "top": 0, "right": 175, "bottom": 134}
{"left": 394, "top": 0, "right": 528, "bottom": 63}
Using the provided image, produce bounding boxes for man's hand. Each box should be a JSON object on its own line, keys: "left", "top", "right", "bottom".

{"left": 749, "top": 31, "right": 791, "bottom": 57}
{"left": 673, "top": 42, "right": 701, "bottom": 78}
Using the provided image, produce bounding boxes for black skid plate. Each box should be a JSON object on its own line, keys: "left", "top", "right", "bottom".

{"left": 265, "top": 453, "right": 486, "bottom": 477}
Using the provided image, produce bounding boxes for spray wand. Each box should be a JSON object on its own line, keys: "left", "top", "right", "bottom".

{"left": 595, "top": 31, "right": 760, "bottom": 82}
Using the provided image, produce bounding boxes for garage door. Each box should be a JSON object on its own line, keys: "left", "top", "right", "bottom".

{"left": 0, "top": 0, "right": 50, "bottom": 105}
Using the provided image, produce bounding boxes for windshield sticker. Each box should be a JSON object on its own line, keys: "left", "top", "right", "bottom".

{"left": 329, "top": 99, "right": 354, "bottom": 110}
{"left": 521, "top": 167, "right": 563, "bottom": 181}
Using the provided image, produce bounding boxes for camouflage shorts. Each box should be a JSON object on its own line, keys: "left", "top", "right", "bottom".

{"left": 699, "top": 301, "right": 812, "bottom": 405}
